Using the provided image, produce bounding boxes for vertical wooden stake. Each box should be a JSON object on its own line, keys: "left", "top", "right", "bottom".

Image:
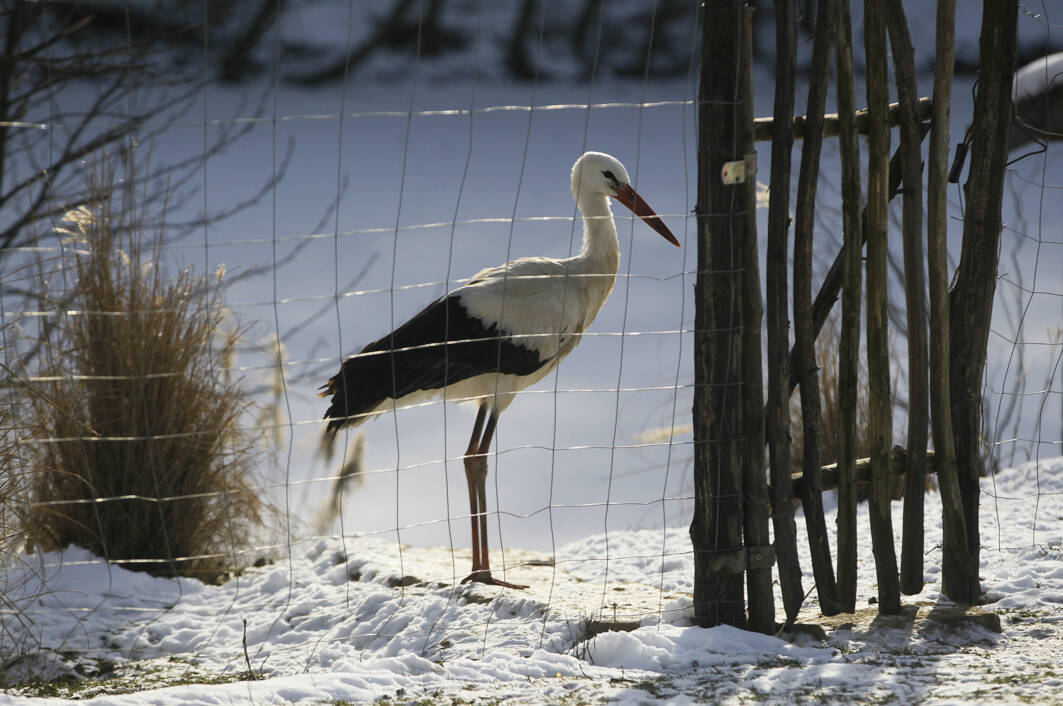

{"left": 792, "top": 0, "right": 841, "bottom": 617}
{"left": 886, "top": 0, "right": 929, "bottom": 597}
{"left": 691, "top": 0, "right": 745, "bottom": 628}
{"left": 832, "top": 0, "right": 862, "bottom": 615}
{"left": 927, "top": 0, "right": 972, "bottom": 602}
{"left": 949, "top": 0, "right": 1018, "bottom": 603}
{"left": 766, "top": 0, "right": 805, "bottom": 625}
{"left": 863, "top": 0, "right": 902, "bottom": 615}
{"left": 738, "top": 6, "right": 775, "bottom": 635}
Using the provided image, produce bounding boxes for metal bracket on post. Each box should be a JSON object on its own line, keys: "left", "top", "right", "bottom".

{"left": 746, "top": 544, "right": 775, "bottom": 571}
{"left": 720, "top": 152, "right": 758, "bottom": 185}
{"left": 706, "top": 545, "right": 776, "bottom": 575}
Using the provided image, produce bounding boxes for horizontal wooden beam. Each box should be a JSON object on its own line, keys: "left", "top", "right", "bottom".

{"left": 754, "top": 97, "right": 933, "bottom": 141}
{"left": 778, "top": 447, "right": 938, "bottom": 499}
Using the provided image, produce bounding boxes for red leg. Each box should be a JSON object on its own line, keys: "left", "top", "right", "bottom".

{"left": 475, "top": 458, "right": 490, "bottom": 572}
{"left": 463, "top": 406, "right": 487, "bottom": 573}
{"left": 461, "top": 411, "right": 527, "bottom": 589}
{"left": 464, "top": 462, "right": 482, "bottom": 573}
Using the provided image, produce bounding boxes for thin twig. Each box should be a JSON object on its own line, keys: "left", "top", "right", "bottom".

{"left": 242, "top": 617, "right": 260, "bottom": 680}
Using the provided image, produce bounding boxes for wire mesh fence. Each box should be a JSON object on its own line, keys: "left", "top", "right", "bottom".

{"left": 0, "top": 0, "right": 1060, "bottom": 699}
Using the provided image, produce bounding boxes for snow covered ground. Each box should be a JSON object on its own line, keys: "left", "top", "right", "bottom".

{"left": 2, "top": 456, "right": 1062, "bottom": 704}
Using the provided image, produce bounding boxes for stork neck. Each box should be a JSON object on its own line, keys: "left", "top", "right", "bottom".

{"left": 575, "top": 192, "right": 620, "bottom": 273}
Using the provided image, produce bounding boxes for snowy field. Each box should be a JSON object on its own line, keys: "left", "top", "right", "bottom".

{"left": 2, "top": 456, "right": 1062, "bottom": 704}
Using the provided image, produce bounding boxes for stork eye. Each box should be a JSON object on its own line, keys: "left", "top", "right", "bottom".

{"left": 602, "top": 170, "right": 618, "bottom": 184}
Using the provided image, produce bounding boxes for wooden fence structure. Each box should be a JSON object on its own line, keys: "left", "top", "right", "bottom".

{"left": 691, "top": 0, "right": 1017, "bottom": 630}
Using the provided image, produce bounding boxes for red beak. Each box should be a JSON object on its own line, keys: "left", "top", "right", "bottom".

{"left": 613, "top": 184, "right": 681, "bottom": 247}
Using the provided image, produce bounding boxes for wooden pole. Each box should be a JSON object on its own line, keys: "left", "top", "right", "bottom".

{"left": 691, "top": 0, "right": 745, "bottom": 628}
{"left": 927, "top": 0, "right": 972, "bottom": 602}
{"left": 886, "top": 0, "right": 929, "bottom": 597}
{"left": 832, "top": 0, "right": 862, "bottom": 615}
{"left": 738, "top": 6, "right": 774, "bottom": 636}
{"left": 791, "top": 0, "right": 841, "bottom": 617}
{"left": 863, "top": 0, "right": 902, "bottom": 615}
{"left": 949, "top": 0, "right": 1018, "bottom": 603}
{"left": 765, "top": 0, "right": 805, "bottom": 626}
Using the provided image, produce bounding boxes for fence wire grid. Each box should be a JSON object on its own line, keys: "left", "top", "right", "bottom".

{"left": 0, "top": 0, "right": 1060, "bottom": 692}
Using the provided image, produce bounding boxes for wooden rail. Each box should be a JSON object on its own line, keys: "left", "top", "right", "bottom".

{"left": 753, "top": 97, "right": 933, "bottom": 141}
{"left": 777, "top": 447, "right": 938, "bottom": 499}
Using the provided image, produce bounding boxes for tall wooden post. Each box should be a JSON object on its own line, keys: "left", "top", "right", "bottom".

{"left": 738, "top": 7, "right": 775, "bottom": 635}
{"left": 949, "top": 0, "right": 1018, "bottom": 603}
{"left": 885, "top": 1, "right": 929, "bottom": 597}
{"left": 766, "top": 0, "right": 805, "bottom": 625}
{"left": 791, "top": 0, "right": 841, "bottom": 617}
{"left": 927, "top": 0, "right": 972, "bottom": 602}
{"left": 863, "top": 0, "right": 902, "bottom": 615}
{"left": 832, "top": 0, "right": 862, "bottom": 615}
{"left": 691, "top": 0, "right": 745, "bottom": 628}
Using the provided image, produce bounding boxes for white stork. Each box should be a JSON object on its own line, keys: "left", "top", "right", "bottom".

{"left": 320, "top": 151, "right": 679, "bottom": 588}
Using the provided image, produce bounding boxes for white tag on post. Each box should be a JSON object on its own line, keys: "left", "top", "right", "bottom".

{"left": 720, "top": 153, "right": 757, "bottom": 185}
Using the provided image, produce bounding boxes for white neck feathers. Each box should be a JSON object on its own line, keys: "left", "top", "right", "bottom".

{"left": 573, "top": 191, "right": 620, "bottom": 275}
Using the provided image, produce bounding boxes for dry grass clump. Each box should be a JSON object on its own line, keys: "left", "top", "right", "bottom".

{"left": 791, "top": 315, "right": 873, "bottom": 472}
{"left": 1, "top": 391, "right": 29, "bottom": 582}
{"left": 0, "top": 400, "right": 27, "bottom": 563}
{"left": 791, "top": 315, "right": 917, "bottom": 500}
{"left": 1, "top": 337, "right": 48, "bottom": 658}
{"left": 23, "top": 177, "right": 262, "bottom": 582}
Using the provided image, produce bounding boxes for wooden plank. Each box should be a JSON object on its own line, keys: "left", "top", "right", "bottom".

{"left": 691, "top": 0, "right": 745, "bottom": 629}
{"left": 832, "top": 0, "right": 862, "bottom": 615}
{"left": 864, "top": 0, "right": 902, "bottom": 616}
{"left": 948, "top": 0, "right": 1018, "bottom": 604}
{"left": 752, "top": 97, "right": 932, "bottom": 142}
{"left": 791, "top": 0, "right": 841, "bottom": 618}
{"left": 765, "top": 0, "right": 804, "bottom": 627}
{"left": 738, "top": 6, "right": 774, "bottom": 636}
{"left": 886, "top": 0, "right": 930, "bottom": 598}
{"left": 927, "top": 0, "right": 972, "bottom": 602}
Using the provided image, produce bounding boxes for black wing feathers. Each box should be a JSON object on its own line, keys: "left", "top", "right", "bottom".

{"left": 322, "top": 295, "right": 544, "bottom": 431}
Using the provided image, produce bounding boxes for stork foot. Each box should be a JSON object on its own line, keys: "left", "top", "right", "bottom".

{"left": 460, "top": 570, "right": 528, "bottom": 590}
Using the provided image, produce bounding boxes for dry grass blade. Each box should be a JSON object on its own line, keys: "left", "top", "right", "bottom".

{"left": 315, "top": 431, "right": 367, "bottom": 535}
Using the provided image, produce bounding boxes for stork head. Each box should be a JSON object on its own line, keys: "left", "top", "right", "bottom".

{"left": 571, "top": 151, "right": 680, "bottom": 247}
{"left": 571, "top": 151, "right": 631, "bottom": 200}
